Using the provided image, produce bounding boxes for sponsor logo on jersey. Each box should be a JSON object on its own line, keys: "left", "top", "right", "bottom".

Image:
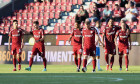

{"left": 120, "top": 36, "right": 128, "bottom": 38}
{"left": 107, "top": 31, "right": 115, "bottom": 35}
{"left": 12, "top": 34, "right": 20, "bottom": 37}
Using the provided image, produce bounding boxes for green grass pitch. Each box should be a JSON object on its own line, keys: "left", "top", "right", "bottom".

{"left": 0, "top": 64, "right": 140, "bottom": 84}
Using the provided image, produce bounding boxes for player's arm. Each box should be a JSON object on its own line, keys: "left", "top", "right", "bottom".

{"left": 102, "top": 29, "right": 105, "bottom": 47}
{"left": 68, "top": 35, "right": 72, "bottom": 43}
{"left": 128, "top": 34, "right": 132, "bottom": 50}
{"left": 8, "top": 37, "right": 11, "bottom": 50}
{"left": 21, "top": 35, "right": 24, "bottom": 49}
{"left": 82, "top": 36, "right": 84, "bottom": 48}
{"left": 96, "top": 34, "right": 104, "bottom": 47}
{"left": 115, "top": 31, "right": 119, "bottom": 46}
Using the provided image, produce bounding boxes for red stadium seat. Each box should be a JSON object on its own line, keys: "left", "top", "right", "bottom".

{"left": 43, "top": 20, "right": 48, "bottom": 26}
{"left": 61, "top": 5, "right": 66, "bottom": 12}
{"left": 27, "top": 13, "right": 33, "bottom": 19}
{"left": 26, "top": 20, "right": 32, "bottom": 26}
{"left": 53, "top": 26, "right": 60, "bottom": 34}
{"left": 34, "top": 2, "right": 40, "bottom": 6}
{"left": 65, "top": 26, "right": 71, "bottom": 34}
{"left": 78, "top": 0, "right": 83, "bottom": 5}
{"left": 66, "top": 4, "right": 72, "bottom": 12}
{"left": 49, "top": 12, "right": 55, "bottom": 19}
{"left": 22, "top": 13, "right": 27, "bottom": 19}
{"left": 38, "top": 19, "right": 43, "bottom": 26}
{"left": 44, "top": 6, "right": 50, "bottom": 12}
{"left": 72, "top": 0, "right": 77, "bottom": 5}
{"left": 39, "top": 13, "right": 44, "bottom": 19}
{"left": 16, "top": 13, "right": 22, "bottom": 20}
{"left": 50, "top": 6, "right": 55, "bottom": 12}
{"left": 44, "top": 12, "right": 49, "bottom": 19}
{"left": 55, "top": 12, "right": 60, "bottom": 19}
{"left": 39, "top": 6, "right": 44, "bottom": 12}
{"left": 40, "top": 2, "right": 45, "bottom": 6}
{"left": 33, "top": 13, "right": 38, "bottom": 19}
{"left": 33, "top": 6, "right": 39, "bottom": 13}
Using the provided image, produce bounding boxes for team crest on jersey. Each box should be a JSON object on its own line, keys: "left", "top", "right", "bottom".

{"left": 38, "top": 32, "right": 40, "bottom": 34}
{"left": 90, "top": 31, "right": 93, "bottom": 33}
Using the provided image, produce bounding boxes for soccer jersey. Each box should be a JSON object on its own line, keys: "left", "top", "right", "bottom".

{"left": 71, "top": 28, "right": 82, "bottom": 46}
{"left": 103, "top": 25, "right": 120, "bottom": 45}
{"left": 9, "top": 28, "right": 23, "bottom": 47}
{"left": 83, "top": 27, "right": 97, "bottom": 48}
{"left": 116, "top": 29, "right": 130, "bottom": 48}
{"left": 31, "top": 28, "right": 44, "bottom": 46}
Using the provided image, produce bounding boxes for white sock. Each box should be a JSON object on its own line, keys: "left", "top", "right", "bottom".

{"left": 97, "top": 59, "right": 101, "bottom": 70}
{"left": 86, "top": 58, "right": 93, "bottom": 66}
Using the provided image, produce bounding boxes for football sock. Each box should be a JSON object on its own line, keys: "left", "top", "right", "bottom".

{"left": 105, "top": 54, "right": 109, "bottom": 65}
{"left": 119, "top": 56, "right": 122, "bottom": 68}
{"left": 97, "top": 59, "right": 100, "bottom": 69}
{"left": 29, "top": 57, "right": 33, "bottom": 68}
{"left": 125, "top": 55, "right": 129, "bottom": 68}
{"left": 83, "top": 59, "right": 87, "bottom": 68}
{"left": 13, "top": 58, "right": 16, "bottom": 69}
{"left": 87, "top": 58, "right": 92, "bottom": 66}
{"left": 74, "top": 57, "right": 78, "bottom": 66}
{"left": 78, "top": 58, "right": 81, "bottom": 69}
{"left": 17, "top": 57, "right": 21, "bottom": 65}
{"left": 92, "top": 59, "right": 96, "bottom": 70}
{"left": 110, "top": 56, "right": 114, "bottom": 68}
{"left": 43, "top": 58, "right": 47, "bottom": 68}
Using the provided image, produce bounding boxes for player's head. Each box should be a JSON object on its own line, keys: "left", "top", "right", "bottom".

{"left": 85, "top": 20, "right": 90, "bottom": 29}
{"left": 75, "top": 21, "right": 80, "bottom": 29}
{"left": 114, "top": 4, "right": 119, "bottom": 10}
{"left": 33, "top": 21, "right": 39, "bottom": 29}
{"left": 80, "top": 5, "right": 84, "bottom": 11}
{"left": 13, "top": 20, "right": 18, "bottom": 29}
{"left": 120, "top": 20, "right": 126, "bottom": 29}
{"left": 108, "top": 18, "right": 114, "bottom": 27}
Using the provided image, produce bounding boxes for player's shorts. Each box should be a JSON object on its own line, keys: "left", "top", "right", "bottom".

{"left": 118, "top": 47, "right": 129, "bottom": 55}
{"left": 11, "top": 46, "right": 22, "bottom": 55}
{"left": 73, "top": 45, "right": 82, "bottom": 55}
{"left": 104, "top": 44, "right": 116, "bottom": 55}
{"left": 31, "top": 44, "right": 45, "bottom": 57}
{"left": 96, "top": 47, "right": 100, "bottom": 56}
{"left": 83, "top": 46, "right": 96, "bottom": 56}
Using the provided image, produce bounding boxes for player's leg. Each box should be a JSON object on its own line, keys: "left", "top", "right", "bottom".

{"left": 96, "top": 47, "right": 102, "bottom": 71}
{"left": 25, "top": 46, "right": 37, "bottom": 71}
{"left": 110, "top": 47, "right": 116, "bottom": 71}
{"left": 13, "top": 54, "right": 17, "bottom": 71}
{"left": 11, "top": 48, "right": 17, "bottom": 71}
{"left": 17, "top": 54, "right": 21, "bottom": 70}
{"left": 119, "top": 55, "right": 123, "bottom": 71}
{"left": 73, "top": 55, "right": 78, "bottom": 67}
{"left": 82, "top": 55, "right": 88, "bottom": 72}
{"left": 118, "top": 48, "right": 123, "bottom": 71}
{"left": 110, "top": 54, "right": 114, "bottom": 71}
{"left": 16, "top": 47, "right": 22, "bottom": 70}
{"left": 77, "top": 54, "right": 82, "bottom": 72}
{"left": 105, "top": 53, "right": 109, "bottom": 70}
{"left": 86, "top": 57, "right": 92, "bottom": 66}
{"left": 42, "top": 56, "right": 47, "bottom": 71}
{"left": 125, "top": 54, "right": 129, "bottom": 71}
{"left": 92, "top": 56, "right": 96, "bottom": 72}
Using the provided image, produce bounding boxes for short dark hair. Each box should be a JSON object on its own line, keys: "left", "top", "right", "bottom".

{"left": 107, "top": 18, "right": 114, "bottom": 23}
{"left": 75, "top": 21, "right": 81, "bottom": 24}
{"left": 115, "top": 4, "right": 119, "bottom": 7}
{"left": 33, "top": 21, "right": 39, "bottom": 25}
{"left": 105, "top": 5, "right": 108, "bottom": 8}
{"left": 85, "top": 21, "right": 90, "bottom": 25}
{"left": 13, "top": 20, "right": 18, "bottom": 23}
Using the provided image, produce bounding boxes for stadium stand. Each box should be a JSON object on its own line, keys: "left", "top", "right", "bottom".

{"left": 0, "top": 0, "right": 140, "bottom": 34}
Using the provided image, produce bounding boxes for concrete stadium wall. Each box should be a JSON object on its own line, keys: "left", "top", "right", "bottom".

{"left": 0, "top": 46, "right": 140, "bottom": 66}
